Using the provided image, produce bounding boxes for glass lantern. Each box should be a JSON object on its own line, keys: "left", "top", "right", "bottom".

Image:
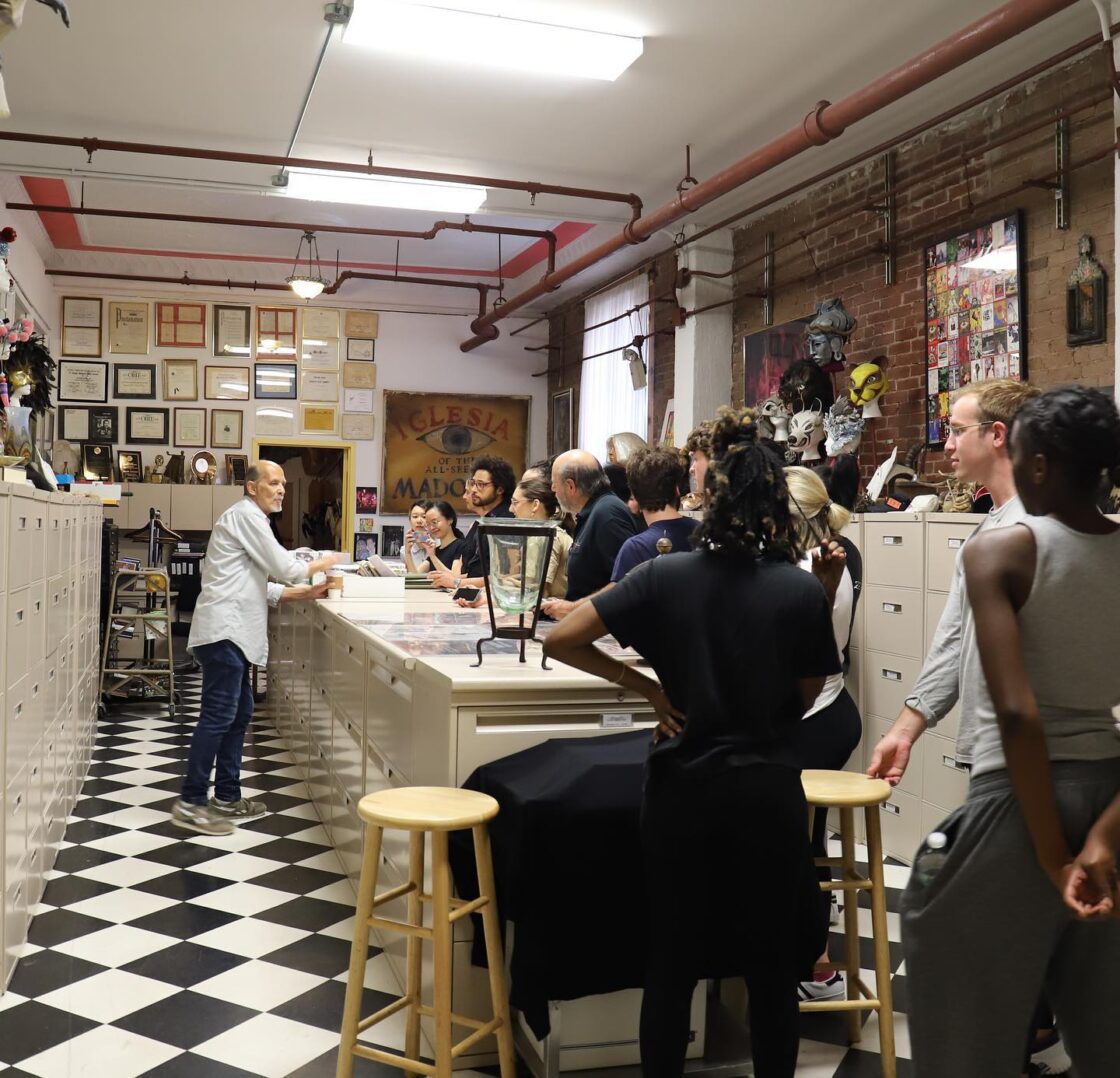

{"left": 472, "top": 518, "right": 557, "bottom": 667}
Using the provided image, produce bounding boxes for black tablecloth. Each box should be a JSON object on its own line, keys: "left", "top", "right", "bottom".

{"left": 449, "top": 730, "right": 651, "bottom": 1039}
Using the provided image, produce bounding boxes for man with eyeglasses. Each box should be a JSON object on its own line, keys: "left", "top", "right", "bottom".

{"left": 429, "top": 455, "right": 515, "bottom": 591}
{"left": 868, "top": 379, "right": 1071, "bottom": 1077}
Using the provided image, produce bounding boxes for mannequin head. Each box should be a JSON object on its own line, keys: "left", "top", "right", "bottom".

{"left": 788, "top": 409, "right": 825, "bottom": 461}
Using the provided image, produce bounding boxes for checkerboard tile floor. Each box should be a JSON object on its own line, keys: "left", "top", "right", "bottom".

{"left": 1, "top": 673, "right": 912, "bottom": 1076}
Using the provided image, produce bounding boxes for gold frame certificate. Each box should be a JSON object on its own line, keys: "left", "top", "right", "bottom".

{"left": 302, "top": 405, "right": 338, "bottom": 435}
{"left": 210, "top": 408, "right": 243, "bottom": 449}
{"left": 301, "top": 338, "right": 339, "bottom": 370}
{"left": 173, "top": 407, "right": 206, "bottom": 448}
{"left": 343, "top": 361, "right": 376, "bottom": 389}
{"left": 205, "top": 365, "right": 250, "bottom": 400}
{"left": 213, "top": 304, "right": 252, "bottom": 357}
{"left": 62, "top": 296, "right": 103, "bottom": 357}
{"left": 302, "top": 307, "right": 340, "bottom": 339}
{"left": 163, "top": 358, "right": 199, "bottom": 401}
{"left": 301, "top": 371, "right": 338, "bottom": 402}
{"left": 342, "top": 413, "right": 374, "bottom": 440}
{"left": 345, "top": 310, "right": 379, "bottom": 338}
{"left": 108, "top": 301, "right": 150, "bottom": 354}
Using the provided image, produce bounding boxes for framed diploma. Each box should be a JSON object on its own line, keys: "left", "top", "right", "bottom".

{"left": 210, "top": 409, "right": 243, "bottom": 449}
{"left": 345, "top": 310, "right": 379, "bottom": 338}
{"left": 301, "top": 370, "right": 338, "bottom": 402}
{"left": 58, "top": 360, "right": 109, "bottom": 402}
{"left": 163, "top": 358, "right": 199, "bottom": 401}
{"left": 343, "top": 388, "right": 374, "bottom": 413}
{"left": 173, "top": 407, "right": 207, "bottom": 448}
{"left": 62, "top": 297, "right": 103, "bottom": 356}
{"left": 256, "top": 306, "right": 298, "bottom": 355}
{"left": 90, "top": 406, "right": 119, "bottom": 442}
{"left": 302, "top": 307, "right": 340, "bottom": 339}
{"left": 157, "top": 302, "right": 207, "bottom": 347}
{"left": 113, "top": 363, "right": 157, "bottom": 399}
{"left": 117, "top": 450, "right": 143, "bottom": 482}
{"left": 302, "top": 405, "right": 338, "bottom": 435}
{"left": 213, "top": 304, "right": 252, "bottom": 357}
{"left": 346, "top": 338, "right": 375, "bottom": 361}
{"left": 343, "top": 361, "right": 376, "bottom": 389}
{"left": 342, "top": 413, "right": 375, "bottom": 440}
{"left": 254, "top": 405, "right": 296, "bottom": 437}
{"left": 60, "top": 406, "right": 91, "bottom": 442}
{"left": 300, "top": 338, "right": 338, "bottom": 370}
{"left": 126, "top": 407, "right": 170, "bottom": 445}
{"left": 254, "top": 363, "right": 297, "bottom": 399}
{"left": 108, "top": 301, "right": 150, "bottom": 355}
{"left": 205, "top": 365, "right": 250, "bottom": 400}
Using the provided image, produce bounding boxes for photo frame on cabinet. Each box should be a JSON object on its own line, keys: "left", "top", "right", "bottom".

{"left": 173, "top": 407, "right": 207, "bottom": 448}
{"left": 225, "top": 454, "right": 249, "bottom": 485}
{"left": 116, "top": 450, "right": 143, "bottom": 482}
{"left": 163, "top": 357, "right": 199, "bottom": 401}
{"left": 156, "top": 302, "right": 207, "bottom": 347}
{"left": 254, "top": 362, "right": 298, "bottom": 399}
{"left": 113, "top": 363, "right": 157, "bottom": 399}
{"left": 210, "top": 409, "right": 243, "bottom": 449}
{"left": 61, "top": 297, "right": 103, "bottom": 357}
{"left": 213, "top": 304, "right": 253, "bottom": 357}
{"left": 126, "top": 407, "right": 170, "bottom": 445}
{"left": 346, "top": 337, "right": 375, "bottom": 362}
{"left": 256, "top": 305, "right": 298, "bottom": 355}
{"left": 57, "top": 359, "right": 109, "bottom": 402}
{"left": 205, "top": 365, "right": 250, "bottom": 400}
{"left": 107, "top": 300, "right": 150, "bottom": 355}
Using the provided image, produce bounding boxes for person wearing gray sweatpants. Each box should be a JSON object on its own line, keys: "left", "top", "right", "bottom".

{"left": 902, "top": 387, "right": 1120, "bottom": 1078}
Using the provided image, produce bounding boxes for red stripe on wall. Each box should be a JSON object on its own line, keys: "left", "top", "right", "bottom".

{"left": 19, "top": 176, "right": 83, "bottom": 247}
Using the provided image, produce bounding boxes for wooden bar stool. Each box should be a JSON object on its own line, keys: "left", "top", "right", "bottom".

{"left": 337, "top": 786, "right": 516, "bottom": 1078}
{"left": 799, "top": 769, "right": 897, "bottom": 1078}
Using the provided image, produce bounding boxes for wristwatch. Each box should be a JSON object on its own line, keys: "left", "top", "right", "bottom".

{"left": 453, "top": 576, "right": 462, "bottom": 588}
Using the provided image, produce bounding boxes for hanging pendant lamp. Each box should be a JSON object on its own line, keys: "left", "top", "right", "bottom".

{"left": 286, "top": 230, "right": 329, "bottom": 300}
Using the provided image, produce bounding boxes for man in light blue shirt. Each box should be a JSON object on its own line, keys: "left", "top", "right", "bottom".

{"left": 173, "top": 461, "right": 342, "bottom": 835}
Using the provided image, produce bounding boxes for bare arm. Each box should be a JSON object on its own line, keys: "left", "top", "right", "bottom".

{"left": 964, "top": 528, "right": 1070, "bottom": 888}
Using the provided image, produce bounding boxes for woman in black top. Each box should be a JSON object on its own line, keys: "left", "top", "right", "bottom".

{"left": 415, "top": 500, "right": 466, "bottom": 574}
{"left": 544, "top": 408, "right": 845, "bottom": 1078}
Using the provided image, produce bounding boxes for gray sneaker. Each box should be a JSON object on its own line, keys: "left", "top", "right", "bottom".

{"left": 172, "top": 799, "right": 235, "bottom": 836}
{"left": 208, "top": 797, "right": 267, "bottom": 822}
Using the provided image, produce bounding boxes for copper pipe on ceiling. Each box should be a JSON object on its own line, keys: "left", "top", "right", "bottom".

{"left": 7, "top": 202, "right": 559, "bottom": 273}
{"left": 0, "top": 129, "right": 642, "bottom": 218}
{"left": 322, "top": 270, "right": 494, "bottom": 318}
{"left": 46, "top": 269, "right": 290, "bottom": 291}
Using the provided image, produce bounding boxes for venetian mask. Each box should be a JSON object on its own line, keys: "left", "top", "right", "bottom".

{"left": 849, "top": 361, "right": 888, "bottom": 407}
{"left": 787, "top": 409, "right": 825, "bottom": 461}
{"left": 757, "top": 394, "right": 790, "bottom": 443}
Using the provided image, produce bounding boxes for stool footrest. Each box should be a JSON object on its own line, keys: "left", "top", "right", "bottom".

{"left": 415, "top": 1004, "right": 489, "bottom": 1031}
{"left": 352, "top": 1043, "right": 437, "bottom": 1075}
{"left": 368, "top": 914, "right": 433, "bottom": 940}
{"left": 448, "top": 895, "right": 489, "bottom": 923}
{"left": 800, "top": 996, "right": 881, "bottom": 1013}
{"left": 818, "top": 879, "right": 872, "bottom": 893}
{"left": 452, "top": 1017, "right": 503, "bottom": 1059}
{"left": 371, "top": 881, "right": 417, "bottom": 909}
{"left": 357, "top": 992, "right": 415, "bottom": 1033}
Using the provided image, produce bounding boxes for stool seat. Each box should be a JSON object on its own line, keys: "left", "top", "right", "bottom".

{"left": 802, "top": 769, "right": 892, "bottom": 807}
{"left": 357, "top": 786, "right": 499, "bottom": 831}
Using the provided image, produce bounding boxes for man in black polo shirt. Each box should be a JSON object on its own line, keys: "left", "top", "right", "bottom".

{"left": 429, "top": 455, "right": 515, "bottom": 590}
{"left": 540, "top": 449, "right": 638, "bottom": 618}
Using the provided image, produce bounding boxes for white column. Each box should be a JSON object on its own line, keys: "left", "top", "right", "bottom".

{"left": 672, "top": 227, "right": 734, "bottom": 442}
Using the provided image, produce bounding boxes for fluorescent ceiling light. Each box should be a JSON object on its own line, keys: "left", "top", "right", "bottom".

{"left": 344, "top": 1, "right": 643, "bottom": 82}
{"left": 281, "top": 168, "right": 486, "bottom": 213}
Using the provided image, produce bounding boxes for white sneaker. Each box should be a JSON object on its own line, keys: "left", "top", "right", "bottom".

{"left": 1031, "top": 1034, "right": 1072, "bottom": 1076}
{"left": 798, "top": 972, "right": 844, "bottom": 1002}
{"left": 829, "top": 894, "right": 841, "bottom": 925}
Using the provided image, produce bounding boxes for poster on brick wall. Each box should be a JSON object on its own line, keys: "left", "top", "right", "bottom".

{"left": 381, "top": 391, "right": 530, "bottom": 513}
{"left": 924, "top": 210, "right": 1026, "bottom": 446}
{"left": 741, "top": 317, "right": 811, "bottom": 406}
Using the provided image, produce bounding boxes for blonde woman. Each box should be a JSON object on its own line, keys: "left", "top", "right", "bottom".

{"left": 783, "top": 465, "right": 863, "bottom": 1003}
{"left": 606, "top": 431, "right": 648, "bottom": 464}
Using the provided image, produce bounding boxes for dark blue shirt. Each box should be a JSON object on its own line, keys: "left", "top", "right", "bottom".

{"left": 565, "top": 489, "right": 639, "bottom": 600}
{"left": 610, "top": 516, "right": 699, "bottom": 582}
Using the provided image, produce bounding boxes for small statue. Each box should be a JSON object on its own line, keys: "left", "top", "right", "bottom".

{"left": 788, "top": 409, "right": 825, "bottom": 462}
{"left": 849, "top": 355, "right": 889, "bottom": 418}
{"left": 803, "top": 298, "right": 857, "bottom": 371}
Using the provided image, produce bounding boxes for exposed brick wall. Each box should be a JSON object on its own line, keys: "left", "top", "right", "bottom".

{"left": 730, "top": 52, "right": 1114, "bottom": 473}
{"left": 649, "top": 252, "right": 677, "bottom": 444}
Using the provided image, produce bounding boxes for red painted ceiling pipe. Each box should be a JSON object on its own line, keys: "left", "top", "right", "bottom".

{"left": 460, "top": 0, "right": 1081, "bottom": 351}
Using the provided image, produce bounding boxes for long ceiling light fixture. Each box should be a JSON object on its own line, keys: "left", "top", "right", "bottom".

{"left": 286, "top": 230, "right": 329, "bottom": 300}
{"left": 279, "top": 167, "right": 487, "bottom": 213}
{"left": 343, "top": 1, "right": 643, "bottom": 82}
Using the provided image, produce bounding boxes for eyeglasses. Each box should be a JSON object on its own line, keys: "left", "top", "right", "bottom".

{"left": 947, "top": 421, "right": 995, "bottom": 438}
{"left": 466, "top": 478, "right": 493, "bottom": 490}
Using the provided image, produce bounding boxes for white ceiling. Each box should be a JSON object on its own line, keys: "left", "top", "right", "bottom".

{"left": 0, "top": 0, "right": 1104, "bottom": 332}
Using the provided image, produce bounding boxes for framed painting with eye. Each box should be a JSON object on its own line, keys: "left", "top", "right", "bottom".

{"left": 380, "top": 391, "right": 529, "bottom": 514}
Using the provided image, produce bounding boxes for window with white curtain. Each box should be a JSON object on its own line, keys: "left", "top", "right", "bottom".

{"left": 577, "top": 275, "right": 649, "bottom": 463}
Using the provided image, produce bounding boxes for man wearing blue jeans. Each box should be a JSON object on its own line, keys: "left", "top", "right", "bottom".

{"left": 173, "top": 461, "right": 343, "bottom": 835}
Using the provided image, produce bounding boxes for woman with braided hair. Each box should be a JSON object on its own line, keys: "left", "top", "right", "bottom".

{"left": 545, "top": 407, "right": 849, "bottom": 1078}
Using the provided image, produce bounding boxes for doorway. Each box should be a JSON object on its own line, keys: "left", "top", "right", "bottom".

{"left": 252, "top": 438, "right": 356, "bottom": 556}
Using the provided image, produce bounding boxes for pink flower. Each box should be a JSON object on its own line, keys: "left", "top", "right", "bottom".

{"left": 0, "top": 325, "right": 8, "bottom": 337}
{"left": 19, "top": 319, "right": 32, "bottom": 331}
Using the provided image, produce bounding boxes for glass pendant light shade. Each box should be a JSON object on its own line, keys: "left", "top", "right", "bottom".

{"left": 286, "top": 230, "right": 329, "bottom": 300}
{"left": 286, "top": 275, "right": 327, "bottom": 300}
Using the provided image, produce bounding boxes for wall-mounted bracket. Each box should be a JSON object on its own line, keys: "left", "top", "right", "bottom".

{"left": 881, "top": 152, "right": 896, "bottom": 285}
{"left": 1055, "top": 114, "right": 1070, "bottom": 230}
{"left": 762, "top": 232, "right": 774, "bottom": 326}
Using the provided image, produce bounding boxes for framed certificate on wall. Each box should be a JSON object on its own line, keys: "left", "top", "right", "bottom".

{"left": 108, "top": 301, "right": 150, "bottom": 355}
{"left": 126, "top": 407, "right": 170, "bottom": 445}
{"left": 211, "top": 409, "right": 243, "bottom": 449}
{"left": 61, "top": 297, "right": 103, "bottom": 357}
{"left": 157, "top": 302, "right": 206, "bottom": 347}
{"left": 163, "top": 358, "right": 199, "bottom": 401}
{"left": 173, "top": 407, "right": 207, "bottom": 448}
{"left": 113, "top": 363, "right": 157, "bottom": 399}
{"left": 58, "top": 360, "right": 109, "bottom": 402}
{"left": 205, "top": 365, "right": 250, "bottom": 400}
{"left": 213, "top": 304, "right": 252, "bottom": 357}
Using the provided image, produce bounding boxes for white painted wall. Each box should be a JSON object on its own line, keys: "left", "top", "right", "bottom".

{"left": 0, "top": 192, "right": 55, "bottom": 332}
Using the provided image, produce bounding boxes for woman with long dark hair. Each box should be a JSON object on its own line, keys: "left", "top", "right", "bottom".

{"left": 413, "top": 500, "right": 466, "bottom": 574}
{"left": 544, "top": 408, "right": 846, "bottom": 1077}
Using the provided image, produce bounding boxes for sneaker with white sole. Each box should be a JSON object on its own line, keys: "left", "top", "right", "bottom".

{"left": 798, "top": 972, "right": 845, "bottom": 1002}
{"left": 1031, "top": 1034, "right": 1072, "bottom": 1076}
{"left": 829, "top": 894, "right": 841, "bottom": 926}
{"left": 208, "top": 797, "right": 267, "bottom": 822}
{"left": 172, "top": 799, "right": 235, "bottom": 836}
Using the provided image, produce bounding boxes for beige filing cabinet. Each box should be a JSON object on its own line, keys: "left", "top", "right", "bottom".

{"left": 267, "top": 595, "right": 706, "bottom": 1073}
{"left": 99, "top": 482, "right": 244, "bottom": 532}
{"left": 2, "top": 484, "right": 103, "bottom": 990}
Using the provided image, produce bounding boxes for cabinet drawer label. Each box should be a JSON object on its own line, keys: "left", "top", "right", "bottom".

{"left": 881, "top": 802, "right": 900, "bottom": 815}
{"left": 881, "top": 602, "right": 902, "bottom": 613}
{"left": 948, "top": 537, "right": 964, "bottom": 549}
{"left": 882, "top": 535, "right": 903, "bottom": 546}
{"left": 601, "top": 712, "right": 633, "bottom": 729}
{"left": 881, "top": 669, "right": 902, "bottom": 681}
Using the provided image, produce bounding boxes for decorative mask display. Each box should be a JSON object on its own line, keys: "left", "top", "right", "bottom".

{"left": 787, "top": 409, "right": 825, "bottom": 462}
{"left": 849, "top": 356, "right": 888, "bottom": 418}
{"left": 757, "top": 394, "right": 790, "bottom": 443}
{"left": 779, "top": 359, "right": 834, "bottom": 413}
{"left": 803, "top": 297, "right": 857, "bottom": 371}
{"left": 824, "top": 399, "right": 865, "bottom": 457}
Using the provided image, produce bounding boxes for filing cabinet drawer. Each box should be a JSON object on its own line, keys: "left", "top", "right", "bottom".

{"left": 29, "top": 495, "right": 47, "bottom": 584}
{"left": 845, "top": 646, "right": 862, "bottom": 715}
{"left": 863, "top": 584, "right": 924, "bottom": 659}
{"left": 0, "top": 489, "right": 8, "bottom": 590}
{"left": 875, "top": 786, "right": 921, "bottom": 865}
{"left": 863, "top": 650, "right": 922, "bottom": 720}
{"left": 332, "top": 714, "right": 364, "bottom": 806}
{"left": 332, "top": 637, "right": 365, "bottom": 726}
{"left": 6, "top": 587, "right": 29, "bottom": 690}
{"left": 27, "top": 580, "right": 47, "bottom": 664}
{"left": 8, "top": 491, "right": 34, "bottom": 585}
{"left": 4, "top": 869, "right": 30, "bottom": 987}
{"left": 862, "top": 519, "right": 924, "bottom": 589}
{"left": 47, "top": 507, "right": 63, "bottom": 578}
{"left": 926, "top": 519, "right": 980, "bottom": 593}
{"left": 868, "top": 715, "right": 924, "bottom": 800}
{"left": 365, "top": 647, "right": 415, "bottom": 782}
{"left": 6, "top": 679, "right": 31, "bottom": 788}
{"left": 5, "top": 770, "right": 29, "bottom": 880}
{"left": 924, "top": 590, "right": 949, "bottom": 652}
{"left": 47, "top": 574, "right": 65, "bottom": 651}
{"left": 921, "top": 732, "right": 970, "bottom": 813}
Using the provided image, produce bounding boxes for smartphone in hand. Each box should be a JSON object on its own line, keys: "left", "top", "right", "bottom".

{"left": 451, "top": 586, "right": 481, "bottom": 602}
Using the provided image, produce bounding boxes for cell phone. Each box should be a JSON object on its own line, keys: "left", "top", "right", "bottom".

{"left": 414, "top": 529, "right": 429, "bottom": 543}
{"left": 452, "top": 586, "right": 481, "bottom": 602}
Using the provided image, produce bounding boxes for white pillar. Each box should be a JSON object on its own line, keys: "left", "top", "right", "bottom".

{"left": 672, "top": 227, "right": 734, "bottom": 443}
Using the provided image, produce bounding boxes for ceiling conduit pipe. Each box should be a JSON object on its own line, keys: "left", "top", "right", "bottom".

{"left": 0, "top": 131, "right": 642, "bottom": 220}
{"left": 7, "top": 203, "right": 558, "bottom": 272}
{"left": 321, "top": 270, "right": 494, "bottom": 318}
{"left": 461, "top": 0, "right": 1080, "bottom": 351}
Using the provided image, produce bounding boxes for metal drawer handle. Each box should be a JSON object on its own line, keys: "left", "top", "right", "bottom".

{"left": 942, "top": 754, "right": 967, "bottom": 773}
{"left": 882, "top": 535, "right": 903, "bottom": 546}
{"left": 15, "top": 609, "right": 24, "bottom": 623}
{"left": 881, "top": 669, "right": 902, "bottom": 681}
{"left": 881, "top": 602, "right": 902, "bottom": 614}
{"left": 881, "top": 802, "right": 900, "bottom": 815}
{"left": 948, "top": 537, "right": 964, "bottom": 549}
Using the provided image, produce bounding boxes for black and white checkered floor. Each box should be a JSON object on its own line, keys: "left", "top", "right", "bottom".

{"left": 0, "top": 674, "right": 912, "bottom": 1077}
